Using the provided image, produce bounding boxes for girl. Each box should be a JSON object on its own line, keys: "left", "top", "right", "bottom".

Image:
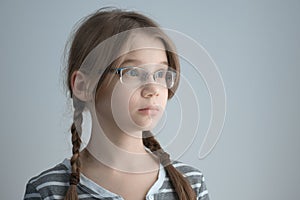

{"left": 24, "top": 8, "right": 209, "bottom": 200}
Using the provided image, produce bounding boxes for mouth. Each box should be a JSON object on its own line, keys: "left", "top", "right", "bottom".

{"left": 138, "top": 105, "right": 160, "bottom": 115}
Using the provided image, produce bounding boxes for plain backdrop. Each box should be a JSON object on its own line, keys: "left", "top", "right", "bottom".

{"left": 1, "top": 0, "right": 299, "bottom": 199}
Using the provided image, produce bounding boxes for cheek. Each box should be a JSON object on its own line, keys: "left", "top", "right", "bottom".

{"left": 129, "top": 92, "right": 140, "bottom": 111}
{"left": 95, "top": 88, "right": 111, "bottom": 116}
{"left": 111, "top": 82, "right": 135, "bottom": 124}
{"left": 94, "top": 76, "right": 127, "bottom": 119}
{"left": 155, "top": 88, "right": 169, "bottom": 111}
{"left": 161, "top": 89, "right": 169, "bottom": 106}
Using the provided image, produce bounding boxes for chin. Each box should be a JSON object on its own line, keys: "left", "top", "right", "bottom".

{"left": 134, "top": 120, "right": 160, "bottom": 132}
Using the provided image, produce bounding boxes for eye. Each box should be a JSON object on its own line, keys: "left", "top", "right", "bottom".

{"left": 154, "top": 70, "right": 167, "bottom": 80}
{"left": 125, "top": 68, "right": 139, "bottom": 77}
{"left": 168, "top": 70, "right": 177, "bottom": 79}
{"left": 156, "top": 70, "right": 165, "bottom": 78}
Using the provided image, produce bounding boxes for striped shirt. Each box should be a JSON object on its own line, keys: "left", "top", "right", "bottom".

{"left": 24, "top": 159, "right": 209, "bottom": 200}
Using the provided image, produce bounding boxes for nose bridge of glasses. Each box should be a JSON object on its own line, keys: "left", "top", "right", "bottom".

{"left": 141, "top": 72, "right": 168, "bottom": 90}
{"left": 139, "top": 69, "right": 155, "bottom": 83}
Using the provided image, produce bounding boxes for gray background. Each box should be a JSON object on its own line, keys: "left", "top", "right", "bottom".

{"left": 1, "top": 0, "right": 299, "bottom": 199}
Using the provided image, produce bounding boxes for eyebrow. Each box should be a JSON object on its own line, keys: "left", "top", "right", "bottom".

{"left": 121, "top": 59, "right": 168, "bottom": 66}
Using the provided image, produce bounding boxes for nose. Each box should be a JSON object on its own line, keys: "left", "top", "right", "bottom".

{"left": 141, "top": 84, "right": 159, "bottom": 98}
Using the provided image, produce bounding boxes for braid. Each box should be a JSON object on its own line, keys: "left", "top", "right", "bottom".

{"left": 64, "top": 99, "right": 84, "bottom": 200}
{"left": 143, "top": 131, "right": 196, "bottom": 200}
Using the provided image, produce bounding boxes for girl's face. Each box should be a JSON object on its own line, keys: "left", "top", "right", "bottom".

{"left": 94, "top": 34, "right": 169, "bottom": 135}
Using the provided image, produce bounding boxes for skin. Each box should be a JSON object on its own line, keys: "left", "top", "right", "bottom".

{"left": 71, "top": 34, "right": 169, "bottom": 200}
{"left": 96, "top": 51, "right": 169, "bottom": 138}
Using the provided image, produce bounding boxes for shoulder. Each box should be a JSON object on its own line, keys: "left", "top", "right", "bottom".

{"left": 171, "top": 160, "right": 209, "bottom": 200}
{"left": 24, "top": 160, "right": 70, "bottom": 199}
{"left": 27, "top": 160, "right": 70, "bottom": 187}
{"left": 171, "top": 160, "right": 204, "bottom": 177}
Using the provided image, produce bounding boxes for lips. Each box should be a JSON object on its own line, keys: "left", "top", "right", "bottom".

{"left": 138, "top": 105, "right": 160, "bottom": 115}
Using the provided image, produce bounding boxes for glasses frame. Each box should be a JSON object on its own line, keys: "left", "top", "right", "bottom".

{"left": 110, "top": 66, "right": 177, "bottom": 89}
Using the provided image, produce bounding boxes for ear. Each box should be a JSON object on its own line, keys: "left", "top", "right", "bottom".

{"left": 71, "top": 71, "right": 91, "bottom": 101}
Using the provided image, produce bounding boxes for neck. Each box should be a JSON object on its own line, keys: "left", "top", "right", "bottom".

{"left": 83, "top": 112, "right": 159, "bottom": 174}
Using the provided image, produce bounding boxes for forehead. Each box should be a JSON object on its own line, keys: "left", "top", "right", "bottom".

{"left": 118, "top": 33, "right": 168, "bottom": 66}
{"left": 128, "top": 32, "right": 166, "bottom": 50}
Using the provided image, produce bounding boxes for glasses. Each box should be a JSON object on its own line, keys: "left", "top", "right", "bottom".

{"left": 110, "top": 66, "right": 177, "bottom": 89}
